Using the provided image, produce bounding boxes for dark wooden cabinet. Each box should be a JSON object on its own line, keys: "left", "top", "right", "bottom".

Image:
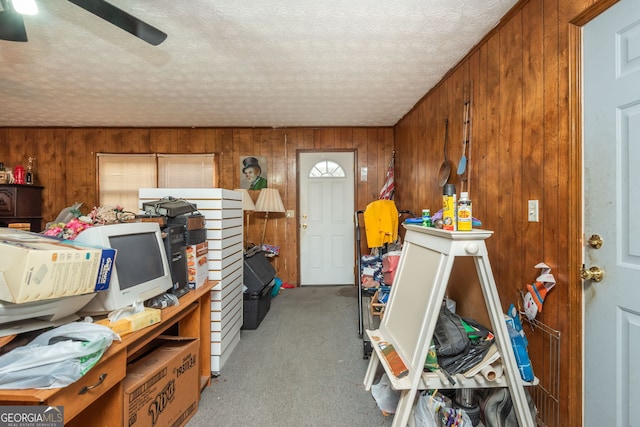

{"left": 0, "top": 184, "right": 44, "bottom": 232}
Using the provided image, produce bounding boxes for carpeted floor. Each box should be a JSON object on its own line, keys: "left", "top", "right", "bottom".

{"left": 187, "top": 285, "right": 393, "bottom": 427}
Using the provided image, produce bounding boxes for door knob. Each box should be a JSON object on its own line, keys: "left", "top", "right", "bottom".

{"left": 580, "top": 264, "right": 604, "bottom": 282}
{"left": 302, "top": 223, "right": 307, "bottom": 229}
{"left": 587, "top": 234, "right": 603, "bottom": 249}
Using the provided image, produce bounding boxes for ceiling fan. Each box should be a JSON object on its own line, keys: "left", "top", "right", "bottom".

{"left": 0, "top": 0, "right": 167, "bottom": 45}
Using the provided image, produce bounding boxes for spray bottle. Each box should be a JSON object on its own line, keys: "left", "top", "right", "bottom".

{"left": 457, "top": 192, "right": 473, "bottom": 231}
{"left": 442, "top": 184, "right": 456, "bottom": 231}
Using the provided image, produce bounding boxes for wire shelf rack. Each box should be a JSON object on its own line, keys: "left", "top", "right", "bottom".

{"left": 524, "top": 316, "right": 561, "bottom": 427}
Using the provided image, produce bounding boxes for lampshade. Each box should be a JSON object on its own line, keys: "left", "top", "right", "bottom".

{"left": 13, "top": 0, "right": 38, "bottom": 15}
{"left": 254, "top": 188, "right": 285, "bottom": 214}
{"left": 234, "top": 188, "right": 255, "bottom": 211}
{"left": 255, "top": 188, "right": 285, "bottom": 246}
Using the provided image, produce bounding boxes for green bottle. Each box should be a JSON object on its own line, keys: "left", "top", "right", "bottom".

{"left": 422, "top": 209, "right": 432, "bottom": 227}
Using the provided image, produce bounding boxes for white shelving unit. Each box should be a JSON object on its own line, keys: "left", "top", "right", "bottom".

{"left": 363, "top": 225, "right": 536, "bottom": 427}
{"left": 139, "top": 188, "right": 244, "bottom": 375}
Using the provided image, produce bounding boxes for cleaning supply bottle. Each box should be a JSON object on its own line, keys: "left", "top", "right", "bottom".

{"left": 422, "top": 209, "right": 432, "bottom": 227}
{"left": 442, "top": 184, "right": 456, "bottom": 231}
{"left": 457, "top": 192, "right": 473, "bottom": 231}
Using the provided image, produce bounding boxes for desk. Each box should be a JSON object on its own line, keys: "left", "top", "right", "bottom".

{"left": 0, "top": 280, "right": 216, "bottom": 426}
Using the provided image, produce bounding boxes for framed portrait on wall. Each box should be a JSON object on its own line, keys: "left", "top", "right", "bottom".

{"left": 240, "top": 156, "right": 268, "bottom": 190}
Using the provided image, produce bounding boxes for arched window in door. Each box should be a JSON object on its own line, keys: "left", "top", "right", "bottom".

{"left": 308, "top": 160, "right": 345, "bottom": 178}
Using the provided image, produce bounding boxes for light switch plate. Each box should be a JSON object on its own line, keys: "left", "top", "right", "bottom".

{"left": 528, "top": 200, "right": 539, "bottom": 222}
{"left": 286, "top": 210, "right": 295, "bottom": 218}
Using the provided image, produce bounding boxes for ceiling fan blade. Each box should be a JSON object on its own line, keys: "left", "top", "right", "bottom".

{"left": 0, "top": 9, "right": 28, "bottom": 42}
{"left": 67, "top": 0, "right": 167, "bottom": 46}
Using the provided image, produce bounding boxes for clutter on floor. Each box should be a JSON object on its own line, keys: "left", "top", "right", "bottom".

{"left": 356, "top": 202, "right": 415, "bottom": 359}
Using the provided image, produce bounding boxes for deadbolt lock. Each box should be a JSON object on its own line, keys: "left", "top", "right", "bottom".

{"left": 587, "top": 234, "right": 603, "bottom": 249}
{"left": 580, "top": 264, "right": 604, "bottom": 282}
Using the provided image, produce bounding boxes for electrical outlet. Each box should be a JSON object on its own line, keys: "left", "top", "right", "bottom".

{"left": 528, "top": 200, "right": 539, "bottom": 222}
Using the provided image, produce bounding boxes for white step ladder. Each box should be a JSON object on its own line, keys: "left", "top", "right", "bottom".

{"left": 363, "top": 225, "right": 536, "bottom": 426}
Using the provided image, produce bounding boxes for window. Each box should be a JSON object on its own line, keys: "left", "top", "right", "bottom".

{"left": 98, "top": 153, "right": 215, "bottom": 212}
{"left": 308, "top": 160, "right": 345, "bottom": 178}
{"left": 157, "top": 154, "right": 215, "bottom": 188}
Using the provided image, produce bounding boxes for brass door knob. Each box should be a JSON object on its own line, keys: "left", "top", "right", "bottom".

{"left": 587, "top": 234, "right": 603, "bottom": 249}
{"left": 580, "top": 264, "right": 604, "bottom": 282}
{"left": 302, "top": 223, "right": 307, "bottom": 229}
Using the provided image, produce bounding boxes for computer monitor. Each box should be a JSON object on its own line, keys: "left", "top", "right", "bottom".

{"left": 75, "top": 222, "right": 174, "bottom": 315}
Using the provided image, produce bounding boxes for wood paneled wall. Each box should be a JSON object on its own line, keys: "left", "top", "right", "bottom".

{"left": 0, "top": 126, "right": 393, "bottom": 287}
{"left": 394, "top": 0, "right": 602, "bottom": 424}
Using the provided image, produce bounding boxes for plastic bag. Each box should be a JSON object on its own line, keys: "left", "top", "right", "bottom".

{"left": 414, "top": 390, "right": 473, "bottom": 427}
{"left": 414, "top": 390, "right": 446, "bottom": 427}
{"left": 0, "top": 322, "right": 120, "bottom": 389}
{"left": 506, "top": 305, "right": 535, "bottom": 382}
{"left": 371, "top": 373, "right": 400, "bottom": 414}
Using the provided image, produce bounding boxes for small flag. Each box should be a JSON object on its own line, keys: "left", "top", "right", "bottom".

{"left": 379, "top": 154, "right": 395, "bottom": 200}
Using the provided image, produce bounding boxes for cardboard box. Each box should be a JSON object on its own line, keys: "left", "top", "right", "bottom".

{"left": 68, "top": 237, "right": 115, "bottom": 292}
{"left": 186, "top": 241, "right": 208, "bottom": 289}
{"left": 96, "top": 307, "right": 162, "bottom": 336}
{"left": 0, "top": 228, "right": 116, "bottom": 304}
{"left": 124, "top": 337, "right": 200, "bottom": 427}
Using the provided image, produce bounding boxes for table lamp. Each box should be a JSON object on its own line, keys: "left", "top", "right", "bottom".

{"left": 254, "top": 188, "right": 285, "bottom": 246}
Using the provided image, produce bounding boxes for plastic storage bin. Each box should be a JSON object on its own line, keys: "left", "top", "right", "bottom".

{"left": 382, "top": 251, "right": 402, "bottom": 285}
{"left": 242, "top": 280, "right": 274, "bottom": 330}
{"left": 244, "top": 248, "right": 276, "bottom": 293}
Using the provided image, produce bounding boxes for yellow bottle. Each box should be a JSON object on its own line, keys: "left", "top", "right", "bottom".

{"left": 457, "top": 192, "right": 473, "bottom": 231}
{"left": 442, "top": 184, "right": 456, "bottom": 231}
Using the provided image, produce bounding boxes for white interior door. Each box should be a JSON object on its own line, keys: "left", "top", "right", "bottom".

{"left": 583, "top": 1, "right": 640, "bottom": 425}
{"left": 299, "top": 151, "right": 355, "bottom": 285}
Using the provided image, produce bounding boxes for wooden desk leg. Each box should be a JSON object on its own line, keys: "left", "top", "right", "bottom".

{"left": 178, "top": 290, "right": 213, "bottom": 393}
{"left": 198, "top": 289, "right": 212, "bottom": 389}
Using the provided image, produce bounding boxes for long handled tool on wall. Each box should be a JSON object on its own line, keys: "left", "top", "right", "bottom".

{"left": 457, "top": 83, "right": 473, "bottom": 193}
{"left": 438, "top": 118, "right": 451, "bottom": 187}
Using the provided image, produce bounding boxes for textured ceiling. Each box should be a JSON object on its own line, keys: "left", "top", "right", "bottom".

{"left": 0, "top": 0, "right": 517, "bottom": 128}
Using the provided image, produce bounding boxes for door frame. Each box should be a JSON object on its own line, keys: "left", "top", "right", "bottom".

{"left": 568, "top": 0, "right": 620, "bottom": 424}
{"left": 296, "top": 149, "right": 357, "bottom": 286}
